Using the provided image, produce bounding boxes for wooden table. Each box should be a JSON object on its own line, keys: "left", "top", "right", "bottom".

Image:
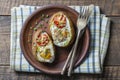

{"left": 0, "top": 0, "right": 120, "bottom": 80}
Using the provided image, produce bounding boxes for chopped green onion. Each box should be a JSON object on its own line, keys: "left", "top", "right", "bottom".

{"left": 41, "top": 14, "right": 45, "bottom": 18}
{"left": 42, "top": 31, "right": 45, "bottom": 33}
{"left": 39, "top": 24, "right": 43, "bottom": 28}
{"left": 41, "top": 18, "right": 43, "bottom": 20}
{"left": 46, "top": 20, "right": 48, "bottom": 23}
{"left": 40, "top": 24, "right": 43, "bottom": 26}
{"left": 46, "top": 15, "right": 49, "bottom": 18}
{"left": 39, "top": 26, "right": 42, "bottom": 28}
{"left": 35, "top": 21, "right": 38, "bottom": 25}
{"left": 34, "top": 28, "right": 37, "bottom": 31}
{"left": 33, "top": 43, "right": 36, "bottom": 46}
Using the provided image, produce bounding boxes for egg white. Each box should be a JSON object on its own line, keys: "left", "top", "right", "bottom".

{"left": 50, "top": 17, "right": 72, "bottom": 47}
{"left": 36, "top": 33, "right": 55, "bottom": 63}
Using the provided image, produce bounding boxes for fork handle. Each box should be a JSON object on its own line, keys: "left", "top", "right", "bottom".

{"left": 61, "top": 47, "right": 74, "bottom": 75}
{"left": 68, "top": 29, "right": 83, "bottom": 76}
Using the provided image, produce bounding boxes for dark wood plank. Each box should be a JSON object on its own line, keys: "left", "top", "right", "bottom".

{"left": 0, "top": 66, "right": 18, "bottom": 80}
{"left": 0, "top": 16, "right": 11, "bottom": 66}
{"left": 105, "top": 0, "right": 120, "bottom": 16}
{"left": 0, "top": 16, "right": 10, "bottom": 34}
{"left": 0, "top": 66, "right": 120, "bottom": 80}
{"left": 0, "top": 34, "right": 10, "bottom": 66}
{"left": 0, "top": 0, "right": 120, "bottom": 16}
{"left": 104, "top": 17, "right": 120, "bottom": 65}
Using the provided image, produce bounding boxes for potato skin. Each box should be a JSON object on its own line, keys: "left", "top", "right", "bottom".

{"left": 32, "top": 29, "right": 55, "bottom": 63}
{"left": 49, "top": 11, "right": 75, "bottom": 47}
{"left": 32, "top": 29, "right": 42, "bottom": 59}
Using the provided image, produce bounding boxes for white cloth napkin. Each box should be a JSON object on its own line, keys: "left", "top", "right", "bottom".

{"left": 10, "top": 5, "right": 110, "bottom": 73}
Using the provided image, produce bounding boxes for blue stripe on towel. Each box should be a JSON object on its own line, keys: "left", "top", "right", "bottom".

{"left": 14, "top": 8, "right": 17, "bottom": 70}
{"left": 34, "top": 6, "right": 37, "bottom": 10}
{"left": 99, "top": 14, "right": 102, "bottom": 70}
{"left": 29, "top": 6, "right": 32, "bottom": 14}
{"left": 20, "top": 7, "right": 24, "bottom": 71}
{"left": 28, "top": 6, "right": 32, "bottom": 72}
{"left": 87, "top": 22, "right": 90, "bottom": 73}
{"left": 92, "top": 6, "right": 96, "bottom": 73}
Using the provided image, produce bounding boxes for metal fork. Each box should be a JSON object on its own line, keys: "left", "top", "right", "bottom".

{"left": 61, "top": 6, "right": 92, "bottom": 76}
{"left": 67, "top": 6, "right": 92, "bottom": 76}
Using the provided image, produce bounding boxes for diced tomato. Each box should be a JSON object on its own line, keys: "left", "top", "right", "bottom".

{"left": 37, "top": 42, "right": 41, "bottom": 46}
{"left": 37, "top": 33, "right": 49, "bottom": 46}
{"left": 38, "top": 34, "right": 41, "bottom": 38}
{"left": 53, "top": 14, "right": 66, "bottom": 28}
{"left": 54, "top": 21, "right": 59, "bottom": 25}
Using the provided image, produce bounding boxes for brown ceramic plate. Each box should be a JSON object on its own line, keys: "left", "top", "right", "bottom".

{"left": 20, "top": 4, "right": 89, "bottom": 74}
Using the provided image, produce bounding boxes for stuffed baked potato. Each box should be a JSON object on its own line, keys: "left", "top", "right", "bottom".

{"left": 32, "top": 30, "right": 55, "bottom": 63}
{"left": 49, "top": 11, "right": 75, "bottom": 47}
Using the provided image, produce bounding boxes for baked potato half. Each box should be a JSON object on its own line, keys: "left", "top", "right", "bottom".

{"left": 49, "top": 11, "right": 75, "bottom": 47}
{"left": 32, "top": 30, "right": 55, "bottom": 63}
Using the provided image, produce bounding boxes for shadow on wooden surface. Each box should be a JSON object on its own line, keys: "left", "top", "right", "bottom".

{"left": 1, "top": 66, "right": 120, "bottom": 80}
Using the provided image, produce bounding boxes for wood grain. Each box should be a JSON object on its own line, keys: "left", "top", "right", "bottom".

{"left": 104, "top": 17, "right": 120, "bottom": 65}
{"left": 0, "top": 16, "right": 10, "bottom": 66}
{"left": 0, "top": 16, "right": 10, "bottom": 34}
{"left": 0, "top": 0, "right": 119, "bottom": 16}
{"left": 0, "top": 0, "right": 120, "bottom": 79}
{"left": 0, "top": 66, "right": 120, "bottom": 80}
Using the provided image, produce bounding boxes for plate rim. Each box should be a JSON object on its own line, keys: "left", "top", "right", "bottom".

{"left": 20, "top": 4, "right": 90, "bottom": 74}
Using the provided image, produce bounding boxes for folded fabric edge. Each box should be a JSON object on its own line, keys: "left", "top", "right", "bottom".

{"left": 10, "top": 8, "right": 16, "bottom": 70}
{"left": 10, "top": 5, "right": 99, "bottom": 73}
{"left": 100, "top": 16, "right": 110, "bottom": 71}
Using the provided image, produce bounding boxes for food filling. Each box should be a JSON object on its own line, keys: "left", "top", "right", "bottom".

{"left": 53, "top": 13, "right": 66, "bottom": 28}
{"left": 35, "top": 32, "right": 53, "bottom": 60}
{"left": 36, "top": 32, "right": 49, "bottom": 46}
{"left": 50, "top": 13, "right": 72, "bottom": 46}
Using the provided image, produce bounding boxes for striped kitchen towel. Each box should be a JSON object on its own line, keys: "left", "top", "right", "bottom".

{"left": 10, "top": 5, "right": 110, "bottom": 73}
